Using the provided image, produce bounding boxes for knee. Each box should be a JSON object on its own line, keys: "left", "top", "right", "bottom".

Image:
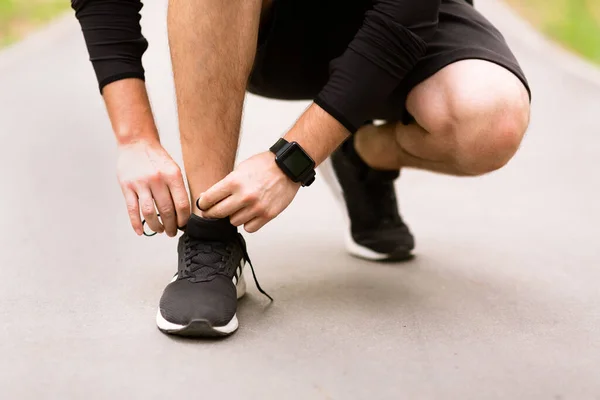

{"left": 432, "top": 85, "right": 530, "bottom": 176}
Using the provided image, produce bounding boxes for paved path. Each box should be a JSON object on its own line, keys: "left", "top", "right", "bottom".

{"left": 0, "top": 1, "right": 598, "bottom": 399}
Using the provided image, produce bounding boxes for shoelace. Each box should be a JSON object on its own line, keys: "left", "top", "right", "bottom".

{"left": 142, "top": 215, "right": 273, "bottom": 302}
{"left": 181, "top": 237, "right": 230, "bottom": 279}
{"left": 236, "top": 233, "right": 273, "bottom": 301}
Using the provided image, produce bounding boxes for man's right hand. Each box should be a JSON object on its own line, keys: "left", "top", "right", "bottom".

{"left": 102, "top": 79, "right": 191, "bottom": 237}
{"left": 117, "top": 140, "right": 190, "bottom": 237}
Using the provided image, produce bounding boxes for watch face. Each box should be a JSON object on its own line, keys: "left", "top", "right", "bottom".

{"left": 282, "top": 145, "right": 313, "bottom": 177}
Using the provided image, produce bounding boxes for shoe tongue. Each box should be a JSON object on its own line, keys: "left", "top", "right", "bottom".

{"left": 186, "top": 215, "right": 237, "bottom": 241}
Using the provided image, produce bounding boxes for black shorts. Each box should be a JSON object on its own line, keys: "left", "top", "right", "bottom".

{"left": 248, "top": 0, "right": 530, "bottom": 124}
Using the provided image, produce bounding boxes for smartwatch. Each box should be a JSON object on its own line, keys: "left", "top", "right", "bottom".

{"left": 269, "top": 138, "right": 316, "bottom": 187}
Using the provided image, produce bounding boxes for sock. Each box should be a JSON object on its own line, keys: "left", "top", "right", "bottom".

{"left": 186, "top": 214, "right": 237, "bottom": 241}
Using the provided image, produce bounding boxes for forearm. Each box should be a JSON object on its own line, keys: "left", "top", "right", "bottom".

{"left": 102, "top": 79, "right": 159, "bottom": 146}
{"left": 284, "top": 104, "right": 350, "bottom": 166}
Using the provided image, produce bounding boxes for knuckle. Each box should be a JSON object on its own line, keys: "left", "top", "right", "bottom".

{"left": 147, "top": 173, "right": 161, "bottom": 183}
{"left": 160, "top": 207, "right": 175, "bottom": 218}
{"left": 254, "top": 204, "right": 267, "bottom": 216}
{"left": 264, "top": 209, "right": 276, "bottom": 220}
{"left": 120, "top": 179, "right": 134, "bottom": 188}
{"left": 175, "top": 200, "right": 189, "bottom": 211}
{"left": 242, "top": 191, "right": 258, "bottom": 204}
{"left": 141, "top": 205, "right": 155, "bottom": 216}
{"left": 229, "top": 178, "right": 242, "bottom": 190}
{"left": 126, "top": 204, "right": 138, "bottom": 215}
{"left": 163, "top": 166, "right": 182, "bottom": 180}
{"left": 123, "top": 179, "right": 141, "bottom": 191}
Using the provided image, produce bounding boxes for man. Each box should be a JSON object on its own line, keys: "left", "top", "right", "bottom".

{"left": 72, "top": 0, "right": 530, "bottom": 337}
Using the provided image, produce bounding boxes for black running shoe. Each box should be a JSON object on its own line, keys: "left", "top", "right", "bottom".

{"left": 320, "top": 136, "right": 415, "bottom": 261}
{"left": 156, "top": 215, "right": 271, "bottom": 337}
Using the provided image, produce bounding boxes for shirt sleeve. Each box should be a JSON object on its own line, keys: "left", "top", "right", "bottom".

{"left": 314, "top": 0, "right": 441, "bottom": 133}
{"left": 71, "top": 0, "right": 149, "bottom": 93}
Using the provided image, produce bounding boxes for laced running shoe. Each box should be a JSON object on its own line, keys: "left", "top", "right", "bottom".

{"left": 156, "top": 215, "right": 271, "bottom": 337}
{"left": 320, "top": 136, "right": 414, "bottom": 261}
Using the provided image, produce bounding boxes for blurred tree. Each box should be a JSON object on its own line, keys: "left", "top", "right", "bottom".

{"left": 0, "top": 0, "right": 69, "bottom": 47}
{"left": 506, "top": 0, "right": 600, "bottom": 64}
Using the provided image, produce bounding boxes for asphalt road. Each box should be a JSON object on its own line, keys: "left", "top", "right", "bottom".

{"left": 0, "top": 1, "right": 598, "bottom": 399}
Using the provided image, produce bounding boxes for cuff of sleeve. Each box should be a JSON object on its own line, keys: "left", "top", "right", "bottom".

{"left": 316, "top": 49, "right": 400, "bottom": 133}
{"left": 314, "top": 95, "right": 359, "bottom": 134}
{"left": 99, "top": 72, "right": 146, "bottom": 94}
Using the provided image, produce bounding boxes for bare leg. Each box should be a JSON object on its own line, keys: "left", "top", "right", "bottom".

{"left": 168, "top": 0, "right": 268, "bottom": 213}
{"left": 354, "top": 60, "right": 531, "bottom": 176}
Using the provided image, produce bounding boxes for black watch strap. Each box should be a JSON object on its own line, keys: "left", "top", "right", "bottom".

{"left": 269, "top": 138, "right": 289, "bottom": 154}
{"left": 301, "top": 169, "right": 316, "bottom": 187}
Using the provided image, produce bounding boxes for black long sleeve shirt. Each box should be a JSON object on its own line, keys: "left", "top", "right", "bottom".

{"left": 72, "top": 0, "right": 443, "bottom": 133}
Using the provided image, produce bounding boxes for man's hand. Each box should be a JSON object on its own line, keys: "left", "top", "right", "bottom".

{"left": 117, "top": 140, "right": 190, "bottom": 237}
{"left": 198, "top": 151, "right": 300, "bottom": 233}
{"left": 100, "top": 79, "right": 191, "bottom": 237}
{"left": 197, "top": 104, "right": 349, "bottom": 233}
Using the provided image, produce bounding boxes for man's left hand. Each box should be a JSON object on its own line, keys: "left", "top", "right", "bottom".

{"left": 198, "top": 151, "right": 301, "bottom": 233}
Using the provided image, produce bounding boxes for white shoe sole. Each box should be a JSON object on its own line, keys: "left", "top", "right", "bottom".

{"left": 319, "top": 157, "right": 412, "bottom": 262}
{"left": 156, "top": 265, "right": 247, "bottom": 337}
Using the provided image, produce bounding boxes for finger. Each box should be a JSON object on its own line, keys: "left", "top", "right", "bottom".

{"left": 138, "top": 187, "right": 164, "bottom": 234}
{"left": 150, "top": 181, "right": 178, "bottom": 237}
{"left": 243, "top": 202, "right": 278, "bottom": 232}
{"left": 165, "top": 170, "right": 190, "bottom": 229}
{"left": 230, "top": 206, "right": 258, "bottom": 227}
{"left": 123, "top": 188, "right": 143, "bottom": 235}
{"left": 243, "top": 217, "right": 268, "bottom": 233}
{"left": 203, "top": 193, "right": 251, "bottom": 219}
{"left": 197, "top": 177, "right": 235, "bottom": 211}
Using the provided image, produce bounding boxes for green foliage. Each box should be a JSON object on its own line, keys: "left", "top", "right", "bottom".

{"left": 506, "top": 0, "right": 600, "bottom": 64}
{"left": 0, "top": 0, "right": 70, "bottom": 47}
{"left": 547, "top": 0, "right": 600, "bottom": 63}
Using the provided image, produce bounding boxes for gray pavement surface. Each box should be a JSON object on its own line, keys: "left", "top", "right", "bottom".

{"left": 1, "top": 1, "right": 599, "bottom": 399}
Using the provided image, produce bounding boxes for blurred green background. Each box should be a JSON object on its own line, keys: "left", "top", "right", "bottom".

{"left": 0, "top": 0, "right": 599, "bottom": 66}
{"left": 0, "top": 0, "right": 69, "bottom": 47}
{"left": 503, "top": 0, "right": 600, "bottom": 64}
